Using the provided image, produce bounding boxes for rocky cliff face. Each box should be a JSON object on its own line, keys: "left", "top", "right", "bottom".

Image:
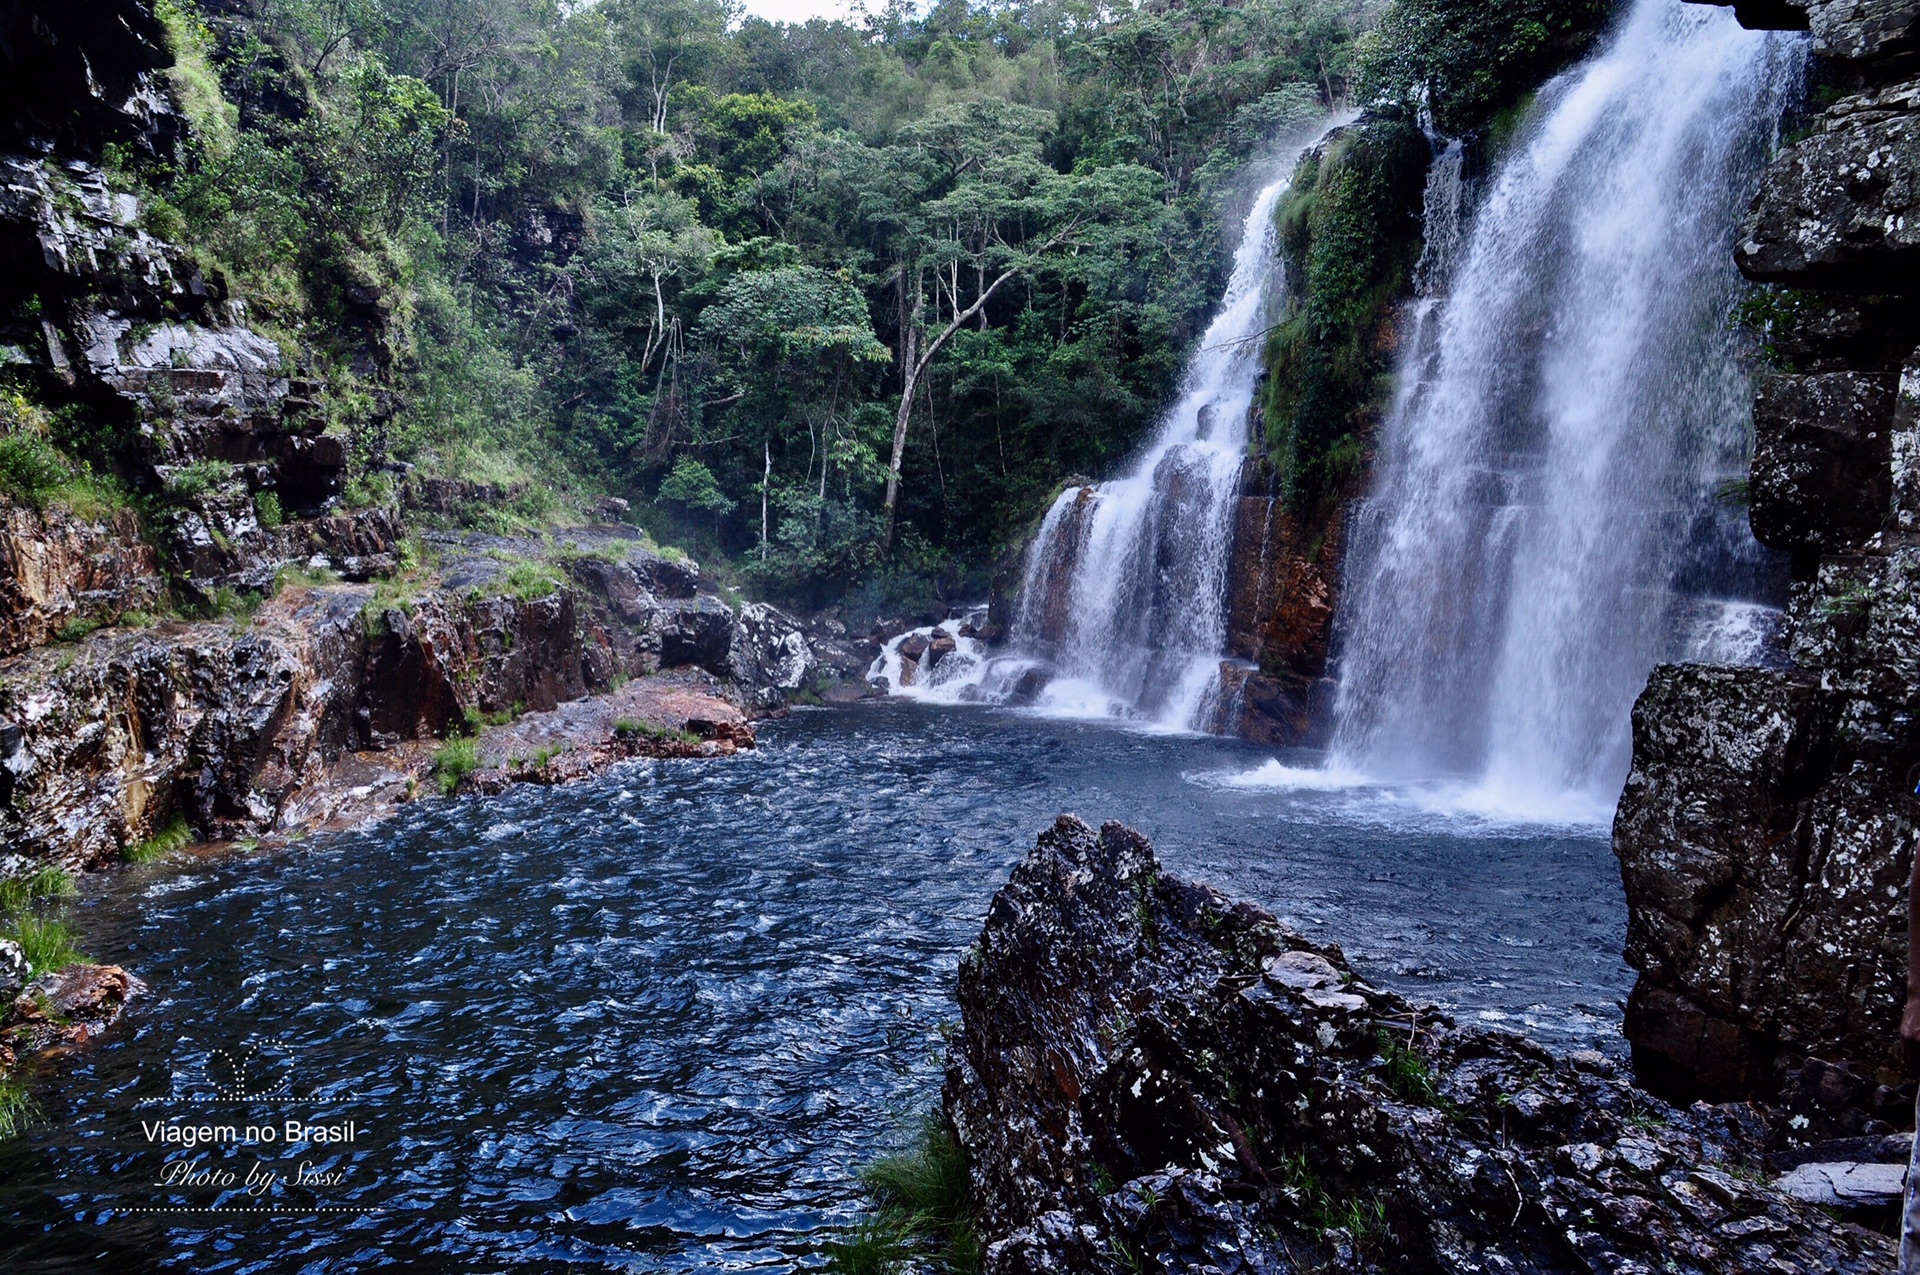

{"left": 943, "top": 816, "right": 1889, "bottom": 1274}
{"left": 0, "top": 525, "right": 823, "bottom": 870}
{"left": 1616, "top": 0, "right": 1920, "bottom": 1116}
{"left": 1217, "top": 463, "right": 1345, "bottom": 746}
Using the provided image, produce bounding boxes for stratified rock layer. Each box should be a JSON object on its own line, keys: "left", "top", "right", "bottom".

{"left": 1618, "top": 0, "right": 1920, "bottom": 1117}
{"left": 0, "top": 530, "right": 819, "bottom": 870}
{"left": 945, "top": 816, "right": 1890, "bottom": 1274}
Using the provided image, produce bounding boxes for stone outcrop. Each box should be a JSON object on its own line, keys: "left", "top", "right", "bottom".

{"left": 0, "top": 502, "right": 162, "bottom": 656}
{"left": 0, "top": 531, "right": 821, "bottom": 871}
{"left": 1218, "top": 476, "right": 1345, "bottom": 746}
{"left": 1619, "top": 0, "right": 1920, "bottom": 1112}
{"left": 944, "top": 816, "right": 1890, "bottom": 1274}
{"left": 0, "top": 962, "right": 145, "bottom": 1073}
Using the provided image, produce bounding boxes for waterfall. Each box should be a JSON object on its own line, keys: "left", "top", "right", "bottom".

{"left": 1325, "top": 0, "right": 1804, "bottom": 821}
{"left": 876, "top": 122, "right": 1342, "bottom": 727}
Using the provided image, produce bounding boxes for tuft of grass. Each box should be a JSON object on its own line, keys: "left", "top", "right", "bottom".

{"left": 163, "top": 459, "right": 237, "bottom": 503}
{"left": 126, "top": 815, "right": 192, "bottom": 864}
{"left": 53, "top": 616, "right": 103, "bottom": 643}
{"left": 0, "top": 1079, "right": 39, "bottom": 1142}
{"left": 0, "top": 867, "right": 76, "bottom": 915}
{"left": 828, "top": 1111, "right": 979, "bottom": 1274}
{"left": 433, "top": 736, "right": 481, "bottom": 796}
{"left": 2, "top": 914, "right": 87, "bottom": 977}
{"left": 498, "top": 558, "right": 565, "bottom": 602}
{"left": 1375, "top": 1027, "right": 1438, "bottom": 1105}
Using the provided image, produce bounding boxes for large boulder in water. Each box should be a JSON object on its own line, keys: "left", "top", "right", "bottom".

{"left": 943, "top": 815, "right": 1889, "bottom": 1274}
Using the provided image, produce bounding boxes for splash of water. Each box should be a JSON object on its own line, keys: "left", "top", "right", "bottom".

{"left": 1323, "top": 0, "right": 1803, "bottom": 821}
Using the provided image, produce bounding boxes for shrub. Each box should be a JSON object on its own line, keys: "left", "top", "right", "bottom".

{"left": 498, "top": 559, "right": 565, "bottom": 601}
{"left": 254, "top": 490, "right": 284, "bottom": 527}
{"left": 53, "top": 617, "right": 103, "bottom": 643}
{"left": 433, "top": 736, "right": 481, "bottom": 795}
{"left": 0, "top": 433, "right": 70, "bottom": 511}
{"left": 164, "top": 459, "right": 237, "bottom": 502}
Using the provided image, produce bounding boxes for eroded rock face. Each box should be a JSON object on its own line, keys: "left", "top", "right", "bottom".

{"left": 1738, "top": 85, "right": 1920, "bottom": 288}
{"left": 0, "top": 536, "right": 824, "bottom": 869}
{"left": 0, "top": 963, "right": 145, "bottom": 1073}
{"left": 1616, "top": 0, "right": 1920, "bottom": 1115}
{"left": 946, "top": 817, "right": 1889, "bottom": 1274}
{"left": 0, "top": 501, "right": 163, "bottom": 657}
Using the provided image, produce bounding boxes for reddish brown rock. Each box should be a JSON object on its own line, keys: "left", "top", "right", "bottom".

{"left": 0, "top": 501, "right": 163, "bottom": 658}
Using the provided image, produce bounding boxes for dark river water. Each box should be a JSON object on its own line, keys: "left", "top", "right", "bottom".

{"left": 0, "top": 702, "right": 1629, "bottom": 1273}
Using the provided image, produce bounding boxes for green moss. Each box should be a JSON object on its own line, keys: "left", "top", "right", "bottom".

{"left": 1263, "top": 118, "right": 1431, "bottom": 521}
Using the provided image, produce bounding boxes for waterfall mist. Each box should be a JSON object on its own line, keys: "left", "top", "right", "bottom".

{"left": 1326, "top": 0, "right": 1805, "bottom": 822}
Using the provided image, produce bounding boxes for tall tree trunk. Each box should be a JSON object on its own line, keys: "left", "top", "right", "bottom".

{"left": 881, "top": 279, "right": 923, "bottom": 553}
{"left": 760, "top": 438, "right": 771, "bottom": 563}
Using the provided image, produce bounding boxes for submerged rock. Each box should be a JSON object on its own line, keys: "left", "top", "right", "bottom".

{"left": 944, "top": 816, "right": 1889, "bottom": 1274}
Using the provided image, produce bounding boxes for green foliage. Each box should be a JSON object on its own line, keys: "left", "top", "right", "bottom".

{"left": 92, "top": 0, "right": 1391, "bottom": 606}
{"left": 164, "top": 459, "right": 238, "bottom": 502}
{"left": 659, "top": 456, "right": 736, "bottom": 516}
{"left": 1264, "top": 117, "right": 1430, "bottom": 518}
{"left": 2, "top": 915, "right": 87, "bottom": 977}
{"left": 1358, "top": 0, "right": 1618, "bottom": 136}
{"left": 495, "top": 559, "right": 566, "bottom": 601}
{"left": 53, "top": 617, "right": 103, "bottom": 644}
{"left": 0, "top": 432, "right": 71, "bottom": 512}
{"left": 433, "top": 737, "right": 481, "bottom": 795}
{"left": 254, "top": 490, "right": 284, "bottom": 527}
{"left": 829, "top": 1110, "right": 979, "bottom": 1274}
{"left": 0, "top": 868, "right": 76, "bottom": 916}
{"left": 0, "top": 1079, "right": 38, "bottom": 1142}
{"left": 1374, "top": 1026, "right": 1439, "bottom": 1104}
{"left": 127, "top": 815, "right": 194, "bottom": 864}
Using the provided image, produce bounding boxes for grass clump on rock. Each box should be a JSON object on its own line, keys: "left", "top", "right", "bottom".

{"left": 828, "top": 1110, "right": 979, "bottom": 1274}
{"left": 126, "top": 815, "right": 193, "bottom": 864}
{"left": 433, "top": 736, "right": 481, "bottom": 795}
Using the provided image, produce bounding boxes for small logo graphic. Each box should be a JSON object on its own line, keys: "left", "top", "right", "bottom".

{"left": 203, "top": 1040, "right": 293, "bottom": 1100}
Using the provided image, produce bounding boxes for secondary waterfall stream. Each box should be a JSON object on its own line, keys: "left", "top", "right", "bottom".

{"left": 869, "top": 121, "right": 1344, "bottom": 729}
{"left": 1324, "top": 0, "right": 1805, "bottom": 822}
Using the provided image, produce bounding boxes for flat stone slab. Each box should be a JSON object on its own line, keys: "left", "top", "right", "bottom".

{"left": 1774, "top": 1161, "right": 1907, "bottom": 1208}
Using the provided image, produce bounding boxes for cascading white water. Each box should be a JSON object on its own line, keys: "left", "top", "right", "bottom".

{"left": 870, "top": 121, "right": 1344, "bottom": 725}
{"left": 1326, "top": 0, "right": 1804, "bottom": 821}
{"left": 1000, "top": 122, "right": 1343, "bottom": 728}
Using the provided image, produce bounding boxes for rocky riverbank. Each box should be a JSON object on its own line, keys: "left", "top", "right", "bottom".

{"left": 1612, "top": 0, "right": 1920, "bottom": 1123}
{"left": 940, "top": 816, "right": 1893, "bottom": 1274}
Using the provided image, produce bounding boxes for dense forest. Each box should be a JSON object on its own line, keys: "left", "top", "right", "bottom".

{"left": 5, "top": 0, "right": 1619, "bottom": 614}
